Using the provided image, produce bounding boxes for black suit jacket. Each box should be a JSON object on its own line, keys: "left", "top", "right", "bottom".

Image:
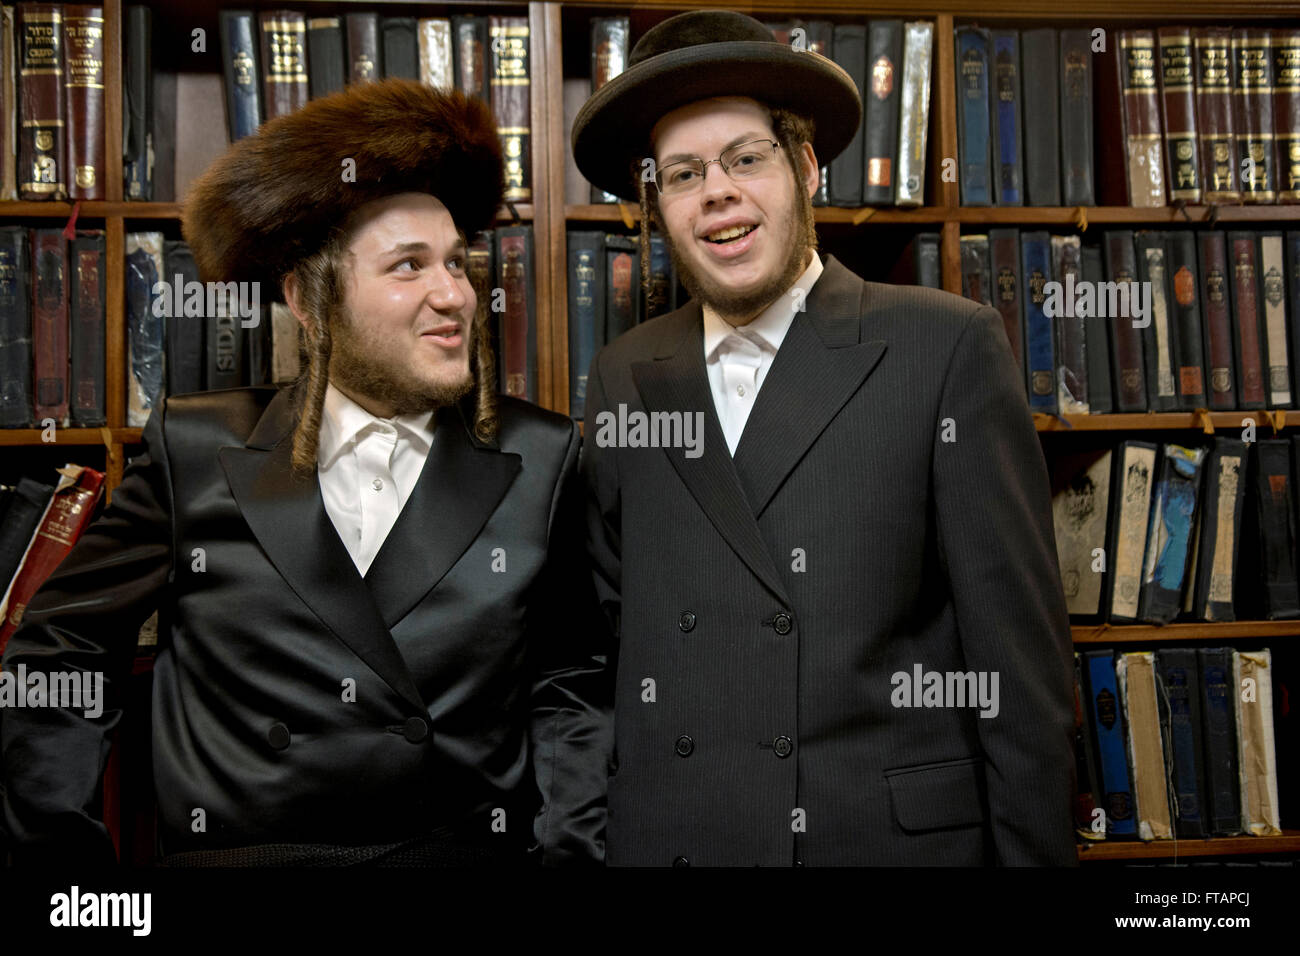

{"left": 583, "top": 254, "right": 1076, "bottom": 866}
{"left": 1, "top": 386, "right": 610, "bottom": 864}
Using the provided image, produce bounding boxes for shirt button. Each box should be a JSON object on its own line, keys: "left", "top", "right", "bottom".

{"left": 372, "top": 478, "right": 384, "bottom": 491}
{"left": 737, "top": 385, "right": 746, "bottom": 397}
{"left": 678, "top": 611, "right": 696, "bottom": 632}
{"left": 773, "top": 735, "right": 793, "bottom": 758}
{"left": 773, "top": 612, "right": 793, "bottom": 636}
{"left": 675, "top": 735, "right": 694, "bottom": 757}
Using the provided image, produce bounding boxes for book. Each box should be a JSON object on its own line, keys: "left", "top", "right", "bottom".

{"left": 124, "top": 232, "right": 164, "bottom": 426}
{"left": 1166, "top": 231, "right": 1207, "bottom": 410}
{"left": 259, "top": 10, "right": 308, "bottom": 120}
{"left": 1158, "top": 28, "right": 1202, "bottom": 203}
{"left": 1108, "top": 441, "right": 1158, "bottom": 622}
{"left": 1244, "top": 440, "right": 1300, "bottom": 620}
{"left": 345, "top": 12, "right": 380, "bottom": 84}
{"left": 17, "top": 2, "right": 66, "bottom": 200}
{"left": 1104, "top": 231, "right": 1147, "bottom": 412}
{"left": 1134, "top": 231, "right": 1177, "bottom": 412}
{"left": 589, "top": 17, "right": 629, "bottom": 205}
{"left": 1084, "top": 650, "right": 1137, "bottom": 837}
{"left": 567, "top": 231, "right": 604, "bottom": 419}
{"left": 68, "top": 229, "right": 104, "bottom": 426}
{"left": 495, "top": 225, "right": 536, "bottom": 403}
{"left": 604, "top": 233, "right": 639, "bottom": 344}
{"left": 1155, "top": 648, "right": 1208, "bottom": 838}
{"left": 451, "top": 15, "right": 487, "bottom": 102}
{"left": 1020, "top": 28, "right": 1060, "bottom": 207}
{"left": 1273, "top": 30, "right": 1300, "bottom": 202}
{"left": 1116, "top": 651, "right": 1174, "bottom": 840}
{"left": 1227, "top": 231, "right": 1267, "bottom": 409}
{"left": 1192, "top": 437, "right": 1248, "bottom": 622}
{"left": 0, "top": 6, "right": 16, "bottom": 199}
{"left": 1198, "top": 647, "right": 1242, "bottom": 834}
{"left": 1195, "top": 27, "right": 1239, "bottom": 202}
{"left": 31, "top": 227, "right": 68, "bottom": 425}
{"left": 1138, "top": 443, "right": 1206, "bottom": 624}
{"left": 955, "top": 26, "right": 991, "bottom": 206}
{"left": 1081, "top": 244, "right": 1112, "bottom": 414}
{"left": 0, "top": 224, "right": 32, "bottom": 427}
{"left": 862, "top": 20, "right": 903, "bottom": 206}
{"left": 645, "top": 232, "right": 678, "bottom": 319}
{"left": 829, "top": 23, "right": 865, "bottom": 207}
{"left": 162, "top": 240, "right": 204, "bottom": 396}
{"left": 1257, "top": 232, "right": 1292, "bottom": 407}
{"left": 1233, "top": 649, "right": 1281, "bottom": 835}
{"left": 122, "top": 3, "right": 150, "bottom": 198}
{"left": 62, "top": 4, "right": 103, "bottom": 200}
{"left": 381, "top": 17, "right": 416, "bottom": 81}
{"left": 1232, "top": 28, "right": 1276, "bottom": 203}
{"left": 959, "top": 234, "right": 991, "bottom": 307}
{"left": 305, "top": 15, "right": 343, "bottom": 99}
{"left": 895, "top": 21, "right": 933, "bottom": 207}
{"left": 1059, "top": 29, "right": 1095, "bottom": 206}
{"left": 219, "top": 10, "right": 262, "bottom": 141}
{"left": 416, "top": 18, "right": 452, "bottom": 90}
{"left": 1051, "top": 448, "right": 1111, "bottom": 617}
{"left": 1051, "top": 234, "right": 1087, "bottom": 414}
{"left": 490, "top": 16, "right": 530, "bottom": 205}
{"left": 1115, "top": 31, "right": 1166, "bottom": 207}
{"left": 1020, "top": 230, "right": 1057, "bottom": 414}
{"left": 1199, "top": 231, "right": 1236, "bottom": 410}
{"left": 990, "top": 30, "right": 1023, "bottom": 206}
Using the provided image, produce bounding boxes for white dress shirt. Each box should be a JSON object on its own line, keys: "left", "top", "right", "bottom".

{"left": 703, "top": 252, "right": 824, "bottom": 455}
{"left": 316, "top": 383, "right": 435, "bottom": 576}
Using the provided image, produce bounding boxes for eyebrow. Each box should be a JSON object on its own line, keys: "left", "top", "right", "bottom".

{"left": 659, "top": 131, "right": 770, "bottom": 165}
{"left": 380, "top": 239, "right": 467, "bottom": 258}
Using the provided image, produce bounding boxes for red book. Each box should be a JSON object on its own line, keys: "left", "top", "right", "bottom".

{"left": 489, "top": 15, "right": 530, "bottom": 203}
{"left": 62, "top": 4, "right": 103, "bottom": 199}
{"left": 16, "top": 2, "right": 67, "bottom": 200}
{"left": 1117, "top": 30, "right": 1166, "bottom": 206}
{"left": 1272, "top": 29, "right": 1300, "bottom": 202}
{"left": 1198, "top": 232, "right": 1237, "bottom": 410}
{"left": 0, "top": 463, "right": 104, "bottom": 653}
{"left": 1229, "top": 232, "right": 1266, "bottom": 408}
{"left": 1157, "top": 27, "right": 1201, "bottom": 203}
{"left": 1232, "top": 28, "right": 1276, "bottom": 203}
{"left": 31, "top": 226, "right": 69, "bottom": 423}
{"left": 1195, "top": 27, "right": 1239, "bottom": 202}
{"left": 259, "top": 10, "right": 308, "bottom": 120}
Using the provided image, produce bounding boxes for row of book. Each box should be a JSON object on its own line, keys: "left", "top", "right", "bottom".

{"left": 955, "top": 25, "right": 1300, "bottom": 207}
{"left": 1074, "top": 647, "right": 1284, "bottom": 841}
{"left": 564, "top": 18, "right": 935, "bottom": 209}
{"left": 1051, "top": 438, "right": 1299, "bottom": 625}
{"left": 0, "top": 462, "right": 103, "bottom": 652}
{"left": 953, "top": 229, "right": 1300, "bottom": 417}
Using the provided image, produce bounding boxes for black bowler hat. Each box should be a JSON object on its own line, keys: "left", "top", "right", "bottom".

{"left": 572, "top": 10, "right": 862, "bottom": 202}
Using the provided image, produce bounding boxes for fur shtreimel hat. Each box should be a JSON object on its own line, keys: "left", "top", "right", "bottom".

{"left": 572, "top": 10, "right": 862, "bottom": 202}
{"left": 183, "top": 79, "right": 503, "bottom": 292}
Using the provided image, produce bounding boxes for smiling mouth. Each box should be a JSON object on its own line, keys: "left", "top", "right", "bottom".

{"left": 705, "top": 224, "right": 757, "bottom": 244}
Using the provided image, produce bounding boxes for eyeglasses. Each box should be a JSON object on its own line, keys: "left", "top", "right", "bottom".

{"left": 653, "top": 139, "right": 781, "bottom": 196}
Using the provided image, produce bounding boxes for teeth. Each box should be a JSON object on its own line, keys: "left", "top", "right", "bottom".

{"left": 707, "top": 224, "right": 755, "bottom": 242}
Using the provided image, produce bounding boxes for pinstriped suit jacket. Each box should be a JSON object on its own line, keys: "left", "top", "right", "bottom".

{"left": 583, "top": 253, "right": 1077, "bottom": 866}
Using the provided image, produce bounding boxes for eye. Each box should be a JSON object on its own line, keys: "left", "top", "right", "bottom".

{"left": 446, "top": 255, "right": 466, "bottom": 274}
{"left": 730, "top": 151, "right": 764, "bottom": 170}
{"left": 665, "top": 165, "right": 697, "bottom": 186}
{"left": 391, "top": 257, "right": 419, "bottom": 273}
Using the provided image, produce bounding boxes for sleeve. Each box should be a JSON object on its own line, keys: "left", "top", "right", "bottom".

{"left": 930, "top": 304, "right": 1079, "bottom": 866}
{"left": 528, "top": 417, "right": 615, "bottom": 866}
{"left": 1, "top": 402, "right": 176, "bottom": 865}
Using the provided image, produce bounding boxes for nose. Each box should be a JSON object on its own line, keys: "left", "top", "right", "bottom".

{"left": 698, "top": 159, "right": 739, "bottom": 205}
{"left": 426, "top": 264, "right": 470, "bottom": 314}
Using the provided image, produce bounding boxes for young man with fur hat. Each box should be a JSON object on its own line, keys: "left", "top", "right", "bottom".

{"left": 1, "top": 80, "right": 608, "bottom": 866}
{"left": 574, "top": 11, "right": 1075, "bottom": 866}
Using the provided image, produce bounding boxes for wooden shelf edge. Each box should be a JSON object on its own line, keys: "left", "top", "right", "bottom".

{"left": 1078, "top": 831, "right": 1300, "bottom": 861}
{"left": 0, "top": 427, "right": 141, "bottom": 446}
{"left": 1036, "top": 411, "right": 1293, "bottom": 432}
{"left": 1071, "top": 621, "right": 1300, "bottom": 643}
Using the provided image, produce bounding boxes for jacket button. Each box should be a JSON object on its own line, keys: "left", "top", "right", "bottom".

{"left": 773, "top": 735, "right": 793, "bottom": 758}
{"left": 675, "top": 734, "right": 694, "bottom": 757}
{"left": 267, "top": 722, "right": 291, "bottom": 751}
{"left": 678, "top": 611, "right": 696, "bottom": 632}
{"left": 773, "top": 612, "right": 793, "bottom": 635}
{"left": 673, "top": 856, "right": 690, "bottom": 867}
{"left": 403, "top": 717, "right": 429, "bottom": 743}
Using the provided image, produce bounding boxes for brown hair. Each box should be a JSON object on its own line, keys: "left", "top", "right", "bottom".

{"left": 287, "top": 230, "right": 499, "bottom": 477}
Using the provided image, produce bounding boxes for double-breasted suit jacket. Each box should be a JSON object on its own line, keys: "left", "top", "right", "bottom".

{"left": 583, "top": 253, "right": 1077, "bottom": 866}
{"left": 1, "top": 385, "right": 610, "bottom": 864}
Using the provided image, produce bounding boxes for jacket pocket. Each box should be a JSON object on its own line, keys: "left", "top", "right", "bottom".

{"left": 884, "top": 756, "right": 988, "bottom": 832}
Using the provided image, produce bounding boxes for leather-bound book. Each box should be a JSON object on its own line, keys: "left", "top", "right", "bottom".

{"left": 910, "top": 233, "right": 940, "bottom": 290}
{"left": 62, "top": 5, "right": 102, "bottom": 200}
{"left": 1116, "top": 651, "right": 1173, "bottom": 840}
{"left": 589, "top": 17, "right": 628, "bottom": 204}
{"left": 1073, "top": 654, "right": 1104, "bottom": 839}
{"left": 162, "top": 240, "right": 204, "bottom": 396}
{"left": 987, "top": 228, "right": 1022, "bottom": 369}
{"left": 1050, "top": 448, "right": 1111, "bottom": 617}
{"left": 219, "top": 10, "right": 261, "bottom": 140}
{"left": 381, "top": 17, "right": 416, "bottom": 80}
{"left": 1114, "top": 31, "right": 1166, "bottom": 206}
{"left": 1137, "top": 444, "right": 1206, "bottom": 624}
{"left": 345, "top": 12, "right": 380, "bottom": 84}
{"left": 1243, "top": 442, "right": 1300, "bottom": 620}
{"left": 1059, "top": 29, "right": 1095, "bottom": 206}
{"left": 1227, "top": 231, "right": 1267, "bottom": 409}
{"left": 1257, "top": 232, "right": 1292, "bottom": 407}
{"left": 604, "top": 233, "right": 639, "bottom": 342}
{"left": 0, "top": 464, "right": 104, "bottom": 653}
{"left": 646, "top": 233, "right": 678, "bottom": 318}
{"left": 465, "top": 230, "right": 494, "bottom": 388}
{"left": 990, "top": 30, "right": 1023, "bottom": 207}
{"left": 305, "top": 16, "right": 343, "bottom": 99}
{"left": 1195, "top": 27, "right": 1239, "bottom": 202}
{"left": 959, "top": 234, "right": 991, "bottom": 307}
{"left": 1233, "top": 28, "right": 1276, "bottom": 203}
{"left": 1288, "top": 233, "right": 1300, "bottom": 403}
{"left": 567, "top": 231, "right": 603, "bottom": 420}
{"left": 1192, "top": 437, "right": 1248, "bottom": 622}
{"left": 955, "top": 26, "right": 991, "bottom": 206}
{"left": 122, "top": 4, "right": 149, "bottom": 197}
{"left": 1272, "top": 30, "right": 1300, "bottom": 202}
{"left": 862, "top": 20, "right": 902, "bottom": 206}
{"left": 494, "top": 225, "right": 536, "bottom": 403}
{"left": 1, "top": 7, "right": 17, "bottom": 199}
{"left": 798, "top": 21, "right": 834, "bottom": 207}
{"left": 1233, "top": 650, "right": 1282, "bottom": 835}
{"left": 451, "top": 15, "right": 486, "bottom": 102}
{"left": 68, "top": 229, "right": 103, "bottom": 425}
{"left": 895, "top": 20, "right": 933, "bottom": 207}
{"left": 1020, "top": 230, "right": 1057, "bottom": 414}
{"left": 259, "top": 10, "right": 307, "bottom": 120}
{"left": 17, "top": 3, "right": 65, "bottom": 200}
{"left": 124, "top": 232, "right": 165, "bottom": 425}
{"left": 30, "top": 227, "right": 67, "bottom": 425}
{"left": 0, "top": 225, "right": 32, "bottom": 426}
{"left": 1081, "top": 244, "right": 1113, "bottom": 414}
{"left": 829, "top": 23, "right": 865, "bottom": 207}
{"left": 1135, "top": 231, "right": 1178, "bottom": 412}
{"left": 1158, "top": 28, "right": 1201, "bottom": 203}
{"left": 1198, "top": 647, "right": 1242, "bottom": 834}
{"left": 489, "top": 16, "right": 530, "bottom": 204}
{"left": 1198, "top": 232, "right": 1236, "bottom": 409}
{"left": 1166, "top": 231, "right": 1207, "bottom": 410}
{"left": 1020, "top": 28, "right": 1060, "bottom": 207}
{"left": 417, "top": 18, "right": 452, "bottom": 90}
{"left": 1084, "top": 650, "right": 1137, "bottom": 837}
{"left": 1155, "top": 648, "right": 1208, "bottom": 838}
{"left": 1103, "top": 231, "right": 1147, "bottom": 411}
{"left": 1052, "top": 234, "right": 1087, "bottom": 413}
{"left": 1108, "top": 440, "right": 1158, "bottom": 622}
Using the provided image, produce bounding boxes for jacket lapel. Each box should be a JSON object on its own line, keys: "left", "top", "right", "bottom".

{"left": 732, "top": 255, "right": 887, "bottom": 518}
{"left": 363, "top": 401, "right": 522, "bottom": 628}
{"left": 632, "top": 306, "right": 791, "bottom": 606}
{"left": 218, "top": 386, "right": 426, "bottom": 713}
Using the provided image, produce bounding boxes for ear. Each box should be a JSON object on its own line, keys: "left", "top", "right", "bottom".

{"left": 281, "top": 271, "right": 311, "bottom": 333}
{"left": 798, "top": 141, "right": 819, "bottom": 199}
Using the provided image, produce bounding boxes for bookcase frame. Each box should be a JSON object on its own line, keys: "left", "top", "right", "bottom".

{"left": 2, "top": 0, "right": 1299, "bottom": 863}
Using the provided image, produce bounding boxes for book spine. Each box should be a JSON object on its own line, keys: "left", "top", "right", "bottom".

{"left": 345, "top": 12, "right": 380, "bottom": 84}
{"left": 451, "top": 16, "right": 487, "bottom": 103}
{"left": 219, "top": 11, "right": 261, "bottom": 141}
{"left": 1059, "top": 29, "right": 1095, "bottom": 206}
{"left": 862, "top": 20, "right": 902, "bottom": 205}
{"left": 124, "top": 232, "right": 165, "bottom": 425}
{"left": 1119, "top": 30, "right": 1166, "bottom": 206}
{"left": 1197, "top": 647, "right": 1242, "bottom": 833}
{"left": 490, "top": 16, "right": 530, "bottom": 204}
{"left": 955, "top": 26, "right": 991, "bottom": 206}
{"left": 1257, "top": 233, "right": 1292, "bottom": 407}
{"left": 1198, "top": 232, "right": 1236, "bottom": 409}
{"left": 162, "top": 240, "right": 204, "bottom": 396}
{"left": 804, "top": 21, "right": 833, "bottom": 207}
{"left": 17, "top": 3, "right": 65, "bottom": 200}
{"left": 68, "top": 230, "right": 103, "bottom": 425}
{"left": 829, "top": 24, "right": 866, "bottom": 207}
{"left": 1194, "top": 438, "right": 1247, "bottom": 621}
{"left": 958, "top": 234, "right": 991, "bottom": 307}
{"left": 305, "top": 16, "right": 343, "bottom": 99}
{"left": 895, "top": 21, "right": 932, "bottom": 207}
{"left": 381, "top": 17, "right": 416, "bottom": 81}
{"left": 416, "top": 18, "right": 452, "bottom": 90}
{"left": 1158, "top": 28, "right": 1202, "bottom": 203}
{"left": 1252, "top": 442, "right": 1300, "bottom": 619}
{"left": 913, "top": 233, "right": 940, "bottom": 290}
{"left": 1196, "top": 27, "right": 1239, "bottom": 202}
{"left": 122, "top": 4, "right": 150, "bottom": 198}
{"left": 1020, "top": 230, "right": 1057, "bottom": 414}
{"left": 1233, "top": 28, "right": 1276, "bottom": 203}
{"left": 645, "top": 232, "right": 676, "bottom": 317}
{"left": 990, "top": 30, "right": 1023, "bottom": 206}
{"left": 30, "top": 227, "right": 68, "bottom": 423}
{"left": 604, "top": 234, "right": 638, "bottom": 342}
{"left": 1228, "top": 232, "right": 1267, "bottom": 408}
{"left": 259, "top": 10, "right": 308, "bottom": 120}
{"left": 1020, "top": 28, "right": 1060, "bottom": 207}
{"left": 589, "top": 17, "right": 628, "bottom": 205}
{"left": 1052, "top": 235, "right": 1087, "bottom": 413}
{"left": 496, "top": 226, "right": 535, "bottom": 403}
{"left": 566, "top": 231, "right": 602, "bottom": 419}
{"left": 1139, "top": 444, "right": 1206, "bottom": 624}
{"left": 0, "top": 226, "right": 32, "bottom": 426}
{"left": 1, "top": 7, "right": 17, "bottom": 199}
{"left": 1166, "top": 230, "right": 1207, "bottom": 410}
{"left": 1272, "top": 30, "right": 1300, "bottom": 201}
{"left": 1081, "top": 244, "right": 1113, "bottom": 413}
{"left": 1052, "top": 448, "right": 1112, "bottom": 617}
{"left": 1085, "top": 650, "right": 1137, "bottom": 837}
{"left": 1233, "top": 650, "right": 1282, "bottom": 834}
{"left": 1109, "top": 441, "right": 1158, "bottom": 621}
{"left": 62, "top": 4, "right": 101, "bottom": 200}
{"left": 1117, "top": 651, "right": 1173, "bottom": 840}
{"left": 1136, "top": 231, "right": 1178, "bottom": 412}
{"left": 1104, "top": 231, "right": 1147, "bottom": 411}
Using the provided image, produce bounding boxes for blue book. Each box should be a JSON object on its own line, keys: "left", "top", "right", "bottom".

{"left": 1197, "top": 647, "right": 1242, "bottom": 835}
{"left": 0, "top": 226, "right": 32, "bottom": 427}
{"left": 955, "top": 26, "right": 992, "bottom": 205}
{"left": 991, "top": 31, "right": 1024, "bottom": 206}
{"left": 645, "top": 233, "right": 677, "bottom": 319}
{"left": 1155, "top": 648, "right": 1208, "bottom": 838}
{"left": 1138, "top": 444, "right": 1206, "bottom": 623}
{"left": 220, "top": 11, "right": 264, "bottom": 142}
{"left": 1020, "top": 231, "right": 1058, "bottom": 414}
{"left": 1085, "top": 650, "right": 1137, "bottom": 837}
{"left": 566, "top": 231, "right": 604, "bottom": 420}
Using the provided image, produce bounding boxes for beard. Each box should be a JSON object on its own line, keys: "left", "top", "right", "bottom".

{"left": 327, "top": 305, "right": 474, "bottom": 417}
{"left": 663, "top": 165, "right": 817, "bottom": 325}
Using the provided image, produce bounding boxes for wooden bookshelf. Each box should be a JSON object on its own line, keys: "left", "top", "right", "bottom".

{"left": 1079, "top": 830, "right": 1300, "bottom": 861}
{"left": 1072, "top": 620, "right": 1300, "bottom": 643}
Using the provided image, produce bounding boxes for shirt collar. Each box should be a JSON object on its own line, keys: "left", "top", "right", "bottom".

{"left": 703, "top": 251, "right": 824, "bottom": 361}
{"left": 317, "top": 383, "right": 436, "bottom": 470}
